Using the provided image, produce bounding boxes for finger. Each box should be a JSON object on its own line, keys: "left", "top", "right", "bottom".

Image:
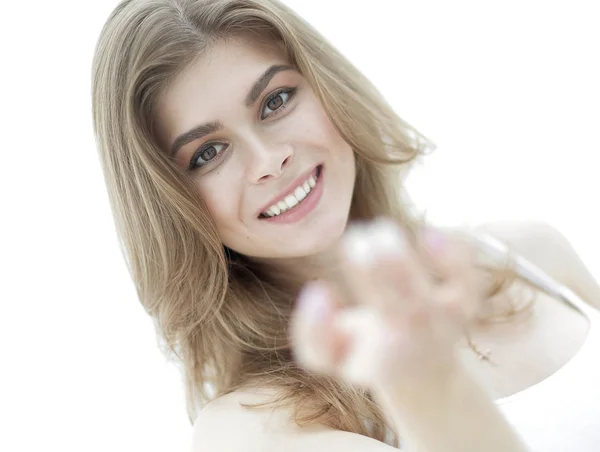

{"left": 339, "top": 217, "right": 431, "bottom": 318}
{"left": 333, "top": 305, "right": 392, "bottom": 386}
{"left": 421, "top": 227, "right": 480, "bottom": 322}
{"left": 289, "top": 280, "right": 349, "bottom": 374}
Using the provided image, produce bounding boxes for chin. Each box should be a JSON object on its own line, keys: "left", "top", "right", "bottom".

{"left": 287, "top": 210, "right": 350, "bottom": 257}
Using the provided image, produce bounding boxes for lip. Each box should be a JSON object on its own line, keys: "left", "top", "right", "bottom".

{"left": 259, "top": 165, "right": 324, "bottom": 224}
{"left": 256, "top": 163, "right": 323, "bottom": 217}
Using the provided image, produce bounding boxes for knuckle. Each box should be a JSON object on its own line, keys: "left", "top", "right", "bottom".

{"left": 343, "top": 218, "right": 408, "bottom": 269}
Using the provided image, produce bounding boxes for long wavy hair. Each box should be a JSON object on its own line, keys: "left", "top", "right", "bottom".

{"left": 91, "top": 0, "right": 533, "bottom": 447}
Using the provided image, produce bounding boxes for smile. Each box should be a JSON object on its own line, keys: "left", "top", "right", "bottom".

{"left": 258, "top": 165, "right": 324, "bottom": 224}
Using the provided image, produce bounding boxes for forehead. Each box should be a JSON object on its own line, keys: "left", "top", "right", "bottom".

{"left": 156, "top": 38, "right": 291, "bottom": 147}
{"left": 178, "top": 37, "right": 288, "bottom": 90}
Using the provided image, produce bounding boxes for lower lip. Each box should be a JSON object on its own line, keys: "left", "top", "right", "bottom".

{"left": 260, "top": 165, "right": 324, "bottom": 225}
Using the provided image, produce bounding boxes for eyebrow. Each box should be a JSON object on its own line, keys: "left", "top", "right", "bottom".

{"left": 169, "top": 64, "right": 295, "bottom": 158}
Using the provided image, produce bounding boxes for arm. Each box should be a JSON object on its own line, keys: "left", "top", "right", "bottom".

{"left": 372, "top": 358, "right": 528, "bottom": 452}
{"left": 287, "top": 220, "right": 530, "bottom": 452}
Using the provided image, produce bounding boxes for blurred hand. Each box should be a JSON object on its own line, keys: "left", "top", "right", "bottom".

{"left": 290, "top": 217, "right": 481, "bottom": 390}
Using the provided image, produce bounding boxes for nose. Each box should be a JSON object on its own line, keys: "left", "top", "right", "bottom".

{"left": 245, "top": 138, "right": 294, "bottom": 184}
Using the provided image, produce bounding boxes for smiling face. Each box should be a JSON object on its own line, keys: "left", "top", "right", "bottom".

{"left": 155, "top": 37, "right": 356, "bottom": 260}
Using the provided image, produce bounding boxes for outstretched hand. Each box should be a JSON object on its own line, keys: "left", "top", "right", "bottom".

{"left": 290, "top": 217, "right": 482, "bottom": 390}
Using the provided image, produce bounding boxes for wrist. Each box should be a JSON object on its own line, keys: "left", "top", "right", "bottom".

{"left": 370, "top": 352, "right": 498, "bottom": 425}
{"left": 370, "top": 358, "right": 527, "bottom": 452}
{"left": 373, "top": 350, "right": 467, "bottom": 400}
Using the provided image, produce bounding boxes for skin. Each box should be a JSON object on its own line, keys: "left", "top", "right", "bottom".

{"left": 155, "top": 37, "right": 355, "bottom": 277}
{"left": 190, "top": 223, "right": 599, "bottom": 451}
{"left": 152, "top": 34, "right": 600, "bottom": 452}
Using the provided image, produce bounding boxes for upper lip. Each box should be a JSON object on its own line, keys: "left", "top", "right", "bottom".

{"left": 256, "top": 164, "right": 321, "bottom": 217}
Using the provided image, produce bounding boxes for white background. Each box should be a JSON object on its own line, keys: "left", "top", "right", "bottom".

{"left": 1, "top": 1, "right": 598, "bottom": 451}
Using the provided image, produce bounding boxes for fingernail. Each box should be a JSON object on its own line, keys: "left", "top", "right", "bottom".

{"left": 297, "top": 282, "right": 329, "bottom": 322}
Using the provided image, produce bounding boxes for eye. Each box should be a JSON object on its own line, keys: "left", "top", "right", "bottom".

{"left": 261, "top": 87, "right": 296, "bottom": 120}
{"left": 188, "top": 87, "right": 297, "bottom": 172}
{"left": 189, "top": 142, "right": 227, "bottom": 171}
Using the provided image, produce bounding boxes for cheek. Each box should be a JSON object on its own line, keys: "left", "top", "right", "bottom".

{"left": 304, "top": 99, "right": 351, "bottom": 152}
{"left": 195, "top": 177, "right": 240, "bottom": 231}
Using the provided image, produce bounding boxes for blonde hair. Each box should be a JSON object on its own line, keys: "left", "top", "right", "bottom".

{"left": 91, "top": 0, "right": 530, "bottom": 447}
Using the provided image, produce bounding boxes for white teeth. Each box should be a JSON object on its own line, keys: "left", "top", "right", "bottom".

{"left": 266, "top": 206, "right": 278, "bottom": 216}
{"left": 261, "top": 169, "right": 320, "bottom": 218}
{"left": 284, "top": 194, "right": 299, "bottom": 208}
{"left": 294, "top": 186, "right": 307, "bottom": 201}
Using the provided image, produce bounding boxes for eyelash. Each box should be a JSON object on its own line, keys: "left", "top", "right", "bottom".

{"left": 188, "top": 87, "right": 297, "bottom": 172}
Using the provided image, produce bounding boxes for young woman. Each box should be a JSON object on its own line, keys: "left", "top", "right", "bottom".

{"left": 91, "top": 1, "right": 600, "bottom": 450}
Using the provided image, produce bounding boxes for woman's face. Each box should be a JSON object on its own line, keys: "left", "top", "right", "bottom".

{"left": 156, "top": 38, "right": 356, "bottom": 259}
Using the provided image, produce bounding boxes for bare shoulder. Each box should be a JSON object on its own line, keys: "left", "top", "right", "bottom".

{"left": 190, "top": 387, "right": 400, "bottom": 451}
{"left": 472, "top": 220, "right": 600, "bottom": 308}
{"left": 190, "top": 387, "right": 290, "bottom": 451}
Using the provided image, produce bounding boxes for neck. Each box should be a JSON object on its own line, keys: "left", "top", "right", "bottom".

{"left": 249, "top": 240, "right": 346, "bottom": 289}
